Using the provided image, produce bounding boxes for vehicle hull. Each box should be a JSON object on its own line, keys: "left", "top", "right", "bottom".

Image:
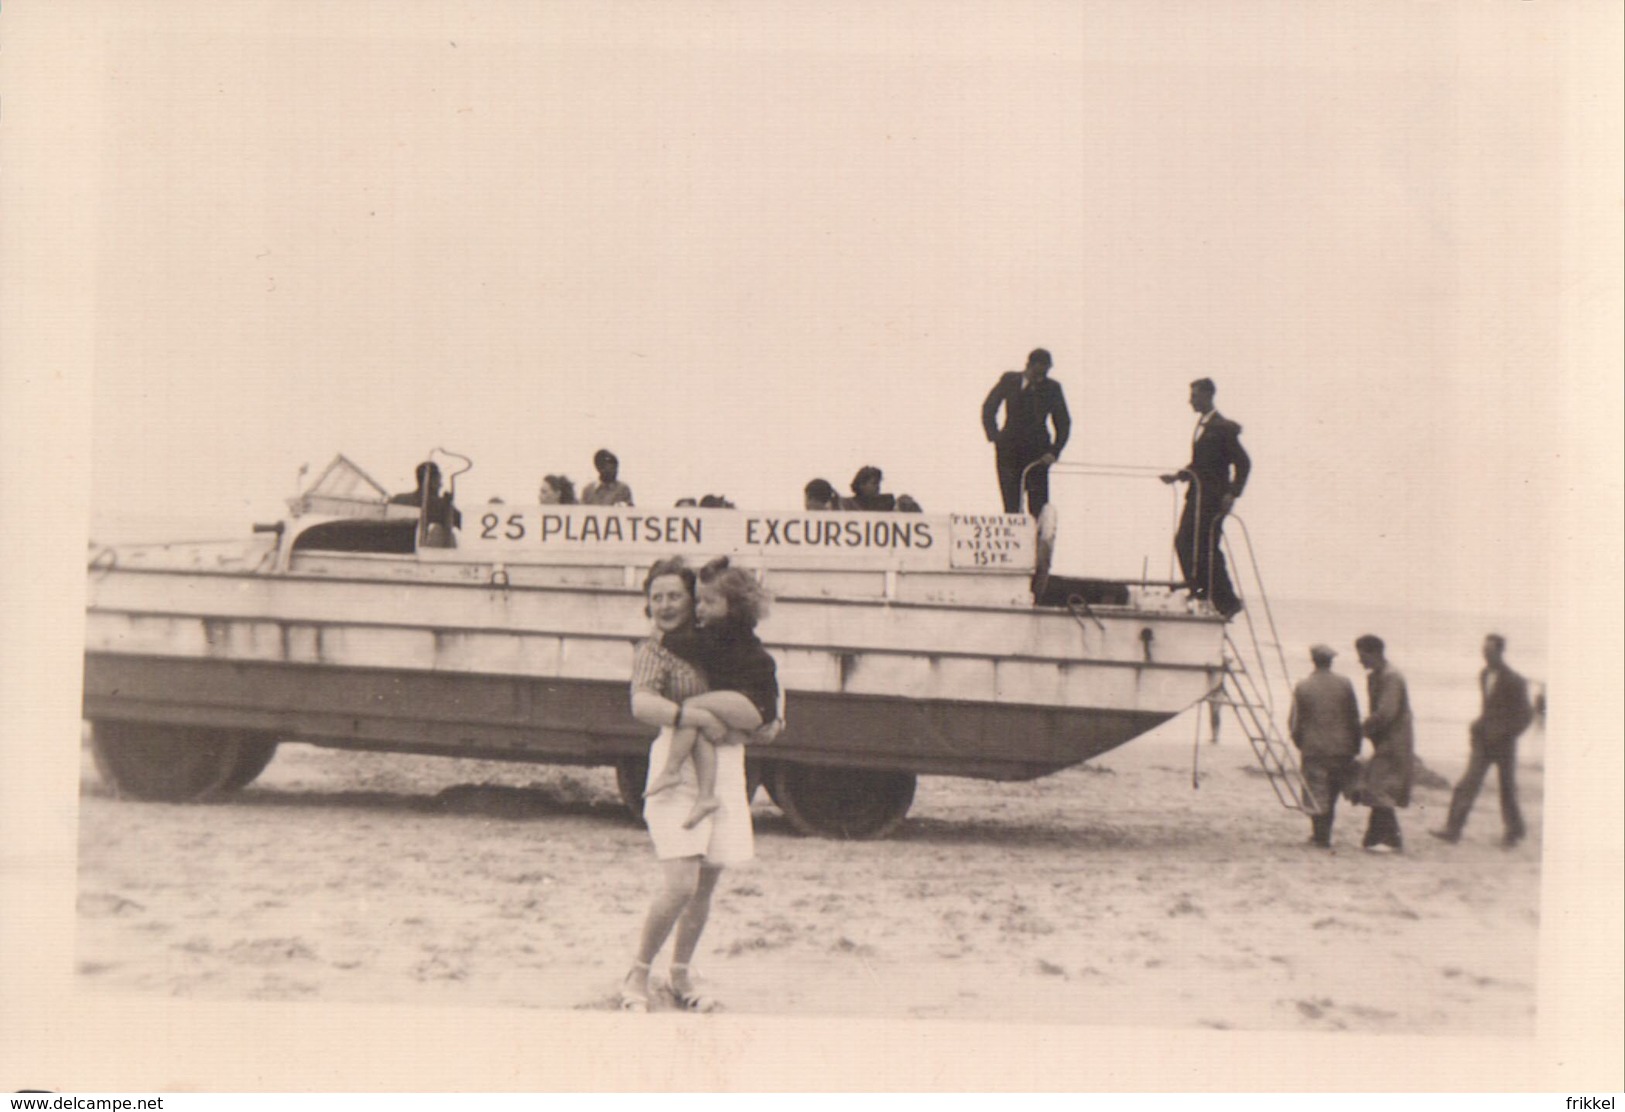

{"left": 83, "top": 551, "right": 1222, "bottom": 781}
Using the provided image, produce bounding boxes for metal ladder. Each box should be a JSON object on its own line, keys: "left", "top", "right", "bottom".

{"left": 1210, "top": 516, "right": 1316, "bottom": 813}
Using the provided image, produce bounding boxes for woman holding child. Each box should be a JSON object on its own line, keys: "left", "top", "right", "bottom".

{"left": 619, "top": 556, "right": 779, "bottom": 1012}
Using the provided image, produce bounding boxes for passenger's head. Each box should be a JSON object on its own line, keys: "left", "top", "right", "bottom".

{"left": 1188, "top": 377, "right": 1217, "bottom": 414}
{"left": 896, "top": 494, "right": 922, "bottom": 513}
{"left": 414, "top": 461, "right": 442, "bottom": 492}
{"left": 1308, "top": 643, "right": 1337, "bottom": 669}
{"left": 699, "top": 494, "right": 734, "bottom": 509}
{"left": 593, "top": 449, "right": 619, "bottom": 482}
{"left": 1354, "top": 633, "right": 1385, "bottom": 670}
{"left": 674, "top": 498, "right": 699, "bottom": 507}
{"left": 539, "top": 474, "right": 576, "bottom": 505}
{"left": 642, "top": 557, "right": 697, "bottom": 632}
{"left": 851, "top": 466, "right": 884, "bottom": 499}
{"left": 1483, "top": 633, "right": 1506, "bottom": 665}
{"left": 697, "top": 556, "right": 770, "bottom": 629}
{"left": 1024, "top": 348, "right": 1052, "bottom": 383}
{"left": 804, "top": 478, "right": 839, "bottom": 510}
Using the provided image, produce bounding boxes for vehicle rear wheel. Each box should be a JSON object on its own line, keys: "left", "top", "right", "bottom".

{"left": 615, "top": 754, "right": 650, "bottom": 820}
{"left": 220, "top": 737, "right": 279, "bottom": 791}
{"left": 89, "top": 720, "right": 244, "bottom": 802}
{"left": 768, "top": 763, "right": 916, "bottom": 840}
{"left": 745, "top": 758, "right": 769, "bottom": 804}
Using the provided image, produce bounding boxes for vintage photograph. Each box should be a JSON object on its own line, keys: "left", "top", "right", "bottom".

{"left": 4, "top": 0, "right": 1621, "bottom": 1095}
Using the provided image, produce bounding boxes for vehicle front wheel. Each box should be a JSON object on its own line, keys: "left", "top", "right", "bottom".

{"left": 220, "top": 737, "right": 279, "bottom": 791}
{"left": 768, "top": 763, "right": 916, "bottom": 840}
{"left": 89, "top": 720, "right": 245, "bottom": 802}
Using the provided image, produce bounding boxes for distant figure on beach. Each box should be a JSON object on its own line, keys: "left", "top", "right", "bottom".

{"left": 389, "top": 461, "right": 461, "bottom": 548}
{"left": 1289, "top": 643, "right": 1362, "bottom": 848}
{"left": 982, "top": 347, "right": 1071, "bottom": 516}
{"left": 582, "top": 449, "right": 634, "bottom": 506}
{"left": 843, "top": 466, "right": 898, "bottom": 512}
{"left": 803, "top": 479, "right": 841, "bottom": 511}
{"left": 1351, "top": 634, "right": 1414, "bottom": 854}
{"left": 538, "top": 474, "right": 577, "bottom": 505}
{"left": 1160, "top": 378, "right": 1250, "bottom": 620}
{"left": 1431, "top": 634, "right": 1534, "bottom": 849}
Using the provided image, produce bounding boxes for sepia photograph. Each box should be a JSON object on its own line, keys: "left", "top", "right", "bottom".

{"left": 3, "top": 0, "right": 1621, "bottom": 1095}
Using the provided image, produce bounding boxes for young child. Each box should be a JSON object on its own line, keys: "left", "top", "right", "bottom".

{"left": 644, "top": 556, "right": 779, "bottom": 829}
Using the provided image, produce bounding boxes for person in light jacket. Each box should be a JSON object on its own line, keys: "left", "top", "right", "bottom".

{"left": 1352, "top": 634, "right": 1414, "bottom": 854}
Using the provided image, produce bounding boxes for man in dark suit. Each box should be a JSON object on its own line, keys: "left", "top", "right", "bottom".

{"left": 1160, "top": 378, "right": 1250, "bottom": 619}
{"left": 981, "top": 348, "right": 1072, "bottom": 516}
{"left": 1432, "top": 634, "right": 1535, "bottom": 848}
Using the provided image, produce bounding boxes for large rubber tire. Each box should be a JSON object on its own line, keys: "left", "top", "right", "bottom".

{"left": 744, "top": 758, "right": 769, "bottom": 804}
{"left": 220, "top": 737, "right": 279, "bottom": 792}
{"left": 769, "top": 764, "right": 916, "bottom": 840}
{"left": 89, "top": 720, "right": 244, "bottom": 802}
{"left": 615, "top": 754, "right": 650, "bottom": 820}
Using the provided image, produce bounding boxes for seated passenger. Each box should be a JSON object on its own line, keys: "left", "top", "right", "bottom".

{"left": 842, "top": 466, "right": 897, "bottom": 512}
{"left": 390, "top": 461, "right": 461, "bottom": 547}
{"left": 895, "top": 494, "right": 923, "bottom": 513}
{"left": 804, "top": 478, "right": 841, "bottom": 511}
{"left": 698, "top": 494, "right": 735, "bottom": 509}
{"left": 539, "top": 474, "right": 577, "bottom": 505}
{"left": 582, "top": 449, "right": 634, "bottom": 506}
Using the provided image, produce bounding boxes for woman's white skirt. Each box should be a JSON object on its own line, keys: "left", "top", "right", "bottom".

{"left": 642, "top": 728, "right": 755, "bottom": 865}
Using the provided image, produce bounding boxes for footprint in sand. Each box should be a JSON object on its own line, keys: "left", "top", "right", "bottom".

{"left": 78, "top": 892, "right": 146, "bottom": 918}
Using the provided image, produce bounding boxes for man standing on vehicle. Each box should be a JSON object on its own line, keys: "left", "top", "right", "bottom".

{"left": 1431, "top": 634, "right": 1535, "bottom": 848}
{"left": 981, "top": 348, "right": 1071, "bottom": 517}
{"left": 1160, "top": 378, "right": 1250, "bottom": 619}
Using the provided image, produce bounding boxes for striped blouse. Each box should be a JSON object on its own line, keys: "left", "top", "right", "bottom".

{"left": 630, "top": 633, "right": 709, "bottom": 703}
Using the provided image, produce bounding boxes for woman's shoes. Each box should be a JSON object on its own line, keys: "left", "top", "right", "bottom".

{"left": 617, "top": 963, "right": 651, "bottom": 1012}
{"left": 667, "top": 963, "right": 721, "bottom": 1012}
{"left": 670, "top": 986, "right": 720, "bottom": 1013}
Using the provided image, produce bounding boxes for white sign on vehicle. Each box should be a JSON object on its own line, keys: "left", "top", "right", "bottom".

{"left": 428, "top": 506, "right": 1036, "bottom": 573}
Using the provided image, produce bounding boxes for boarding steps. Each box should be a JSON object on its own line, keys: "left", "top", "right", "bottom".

{"left": 1212, "top": 517, "right": 1316, "bottom": 813}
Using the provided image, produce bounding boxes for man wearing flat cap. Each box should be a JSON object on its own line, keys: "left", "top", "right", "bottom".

{"left": 1161, "top": 378, "right": 1250, "bottom": 619}
{"left": 581, "top": 448, "right": 634, "bottom": 506}
{"left": 1288, "top": 643, "right": 1362, "bottom": 848}
{"left": 982, "top": 348, "right": 1072, "bottom": 516}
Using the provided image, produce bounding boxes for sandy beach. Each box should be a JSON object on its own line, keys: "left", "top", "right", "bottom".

{"left": 75, "top": 721, "right": 1542, "bottom": 1036}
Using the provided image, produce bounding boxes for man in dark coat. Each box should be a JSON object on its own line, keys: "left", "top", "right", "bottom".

{"left": 1432, "top": 634, "right": 1535, "bottom": 848}
{"left": 1289, "top": 643, "right": 1362, "bottom": 848}
{"left": 1353, "top": 634, "right": 1415, "bottom": 854}
{"left": 981, "top": 348, "right": 1072, "bottom": 516}
{"left": 1160, "top": 378, "right": 1250, "bottom": 619}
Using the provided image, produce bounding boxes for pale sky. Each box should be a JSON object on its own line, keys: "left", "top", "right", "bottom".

{"left": 47, "top": 1, "right": 1606, "bottom": 617}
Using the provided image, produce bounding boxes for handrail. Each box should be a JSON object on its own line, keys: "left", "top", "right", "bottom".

{"left": 1219, "top": 513, "right": 1294, "bottom": 717}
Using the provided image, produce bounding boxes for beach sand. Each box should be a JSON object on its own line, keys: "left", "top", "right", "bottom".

{"left": 74, "top": 722, "right": 1541, "bottom": 1036}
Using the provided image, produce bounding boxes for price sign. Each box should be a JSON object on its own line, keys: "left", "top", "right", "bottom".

{"left": 948, "top": 513, "right": 1037, "bottom": 571}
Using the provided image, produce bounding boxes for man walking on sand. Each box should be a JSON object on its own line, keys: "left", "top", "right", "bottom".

{"left": 1160, "top": 378, "right": 1250, "bottom": 620}
{"left": 1431, "top": 634, "right": 1535, "bottom": 848}
{"left": 981, "top": 348, "right": 1072, "bottom": 516}
{"left": 1353, "top": 634, "right": 1415, "bottom": 854}
{"left": 1289, "top": 643, "right": 1362, "bottom": 848}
